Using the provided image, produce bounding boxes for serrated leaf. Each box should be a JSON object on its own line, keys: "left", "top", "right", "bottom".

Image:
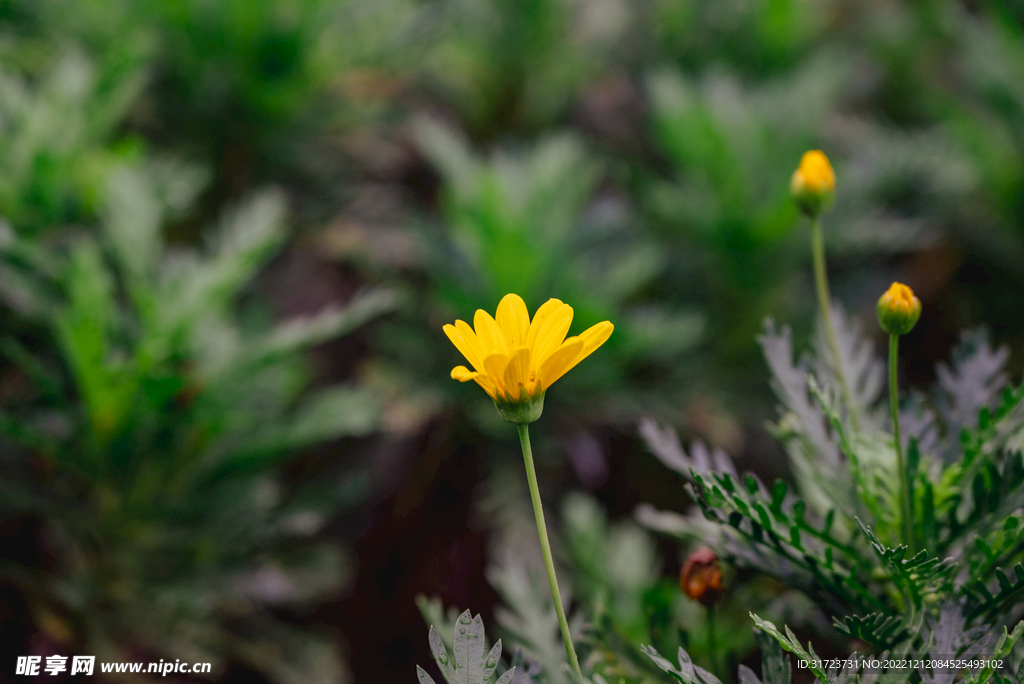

{"left": 640, "top": 418, "right": 738, "bottom": 479}
{"left": 755, "top": 625, "right": 791, "bottom": 684}
{"left": 935, "top": 330, "right": 1010, "bottom": 462}
{"left": 759, "top": 319, "right": 840, "bottom": 467}
{"left": 429, "top": 626, "right": 456, "bottom": 683}
{"left": 494, "top": 670, "right": 516, "bottom": 684}
{"left": 833, "top": 613, "right": 906, "bottom": 649}
{"left": 420, "top": 611, "right": 510, "bottom": 684}
{"left": 749, "top": 614, "right": 823, "bottom": 681}
{"left": 463, "top": 613, "right": 486, "bottom": 684}
{"left": 481, "top": 641, "right": 502, "bottom": 683}
{"left": 966, "top": 622, "right": 1024, "bottom": 684}
{"left": 419, "top": 666, "right": 439, "bottom": 684}
{"left": 453, "top": 610, "right": 473, "bottom": 683}
{"left": 640, "top": 644, "right": 721, "bottom": 684}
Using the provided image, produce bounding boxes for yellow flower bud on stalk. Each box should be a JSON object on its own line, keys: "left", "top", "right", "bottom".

{"left": 877, "top": 282, "right": 922, "bottom": 336}
{"left": 877, "top": 282, "right": 921, "bottom": 553}
{"left": 790, "top": 150, "right": 836, "bottom": 216}
{"left": 792, "top": 150, "right": 858, "bottom": 431}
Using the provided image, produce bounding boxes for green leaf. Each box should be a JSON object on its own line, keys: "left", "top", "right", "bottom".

{"left": 418, "top": 610, "right": 510, "bottom": 684}
{"left": 833, "top": 613, "right": 906, "bottom": 649}
{"left": 755, "top": 623, "right": 792, "bottom": 684}
{"left": 418, "top": 666, "right": 439, "bottom": 684}
{"left": 771, "top": 480, "right": 788, "bottom": 517}
{"left": 964, "top": 564, "right": 1024, "bottom": 620}
{"left": 255, "top": 289, "right": 399, "bottom": 360}
{"left": 859, "top": 521, "right": 955, "bottom": 611}
{"left": 429, "top": 626, "right": 456, "bottom": 683}
{"left": 103, "top": 165, "right": 162, "bottom": 289}
{"left": 640, "top": 644, "right": 721, "bottom": 684}
{"left": 454, "top": 611, "right": 486, "bottom": 684}
{"left": 749, "top": 613, "right": 823, "bottom": 682}
{"left": 964, "top": 622, "right": 1024, "bottom": 684}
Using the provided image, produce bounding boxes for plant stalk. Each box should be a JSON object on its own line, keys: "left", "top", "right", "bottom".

{"left": 517, "top": 423, "right": 583, "bottom": 679}
{"left": 812, "top": 214, "right": 859, "bottom": 432}
{"left": 706, "top": 604, "right": 721, "bottom": 679}
{"left": 889, "top": 333, "right": 913, "bottom": 552}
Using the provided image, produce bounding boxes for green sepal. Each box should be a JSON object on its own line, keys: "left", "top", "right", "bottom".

{"left": 493, "top": 392, "right": 545, "bottom": 424}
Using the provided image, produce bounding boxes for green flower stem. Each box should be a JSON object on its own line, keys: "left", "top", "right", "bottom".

{"left": 517, "top": 423, "right": 583, "bottom": 679}
{"left": 812, "top": 214, "right": 859, "bottom": 432}
{"left": 889, "top": 333, "right": 913, "bottom": 552}
{"left": 706, "top": 604, "right": 720, "bottom": 678}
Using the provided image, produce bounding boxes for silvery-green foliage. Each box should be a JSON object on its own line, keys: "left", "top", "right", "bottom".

{"left": 741, "top": 627, "right": 791, "bottom": 684}
{"left": 417, "top": 610, "right": 515, "bottom": 684}
{"left": 645, "top": 620, "right": 916, "bottom": 684}
{"left": 0, "top": 160, "right": 395, "bottom": 683}
{"left": 487, "top": 548, "right": 573, "bottom": 684}
{"left": 478, "top": 464, "right": 575, "bottom": 684}
{"left": 933, "top": 331, "right": 1011, "bottom": 462}
{"left": 561, "top": 492, "right": 661, "bottom": 641}
{"left": 640, "top": 418, "right": 738, "bottom": 480}
{"left": 471, "top": 464, "right": 711, "bottom": 684}
{"left": 642, "top": 302, "right": 1024, "bottom": 680}
{"left": 641, "top": 642, "right": 722, "bottom": 684}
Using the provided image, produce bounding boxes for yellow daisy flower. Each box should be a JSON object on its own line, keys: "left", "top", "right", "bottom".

{"left": 443, "top": 294, "right": 614, "bottom": 423}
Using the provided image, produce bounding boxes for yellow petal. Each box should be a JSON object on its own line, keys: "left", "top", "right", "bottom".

{"left": 502, "top": 347, "right": 531, "bottom": 402}
{"left": 451, "top": 365, "right": 477, "bottom": 381}
{"left": 547, "top": 321, "right": 614, "bottom": 385}
{"left": 444, "top": 322, "right": 485, "bottom": 372}
{"left": 483, "top": 352, "right": 510, "bottom": 396}
{"left": 496, "top": 294, "right": 530, "bottom": 348}
{"left": 474, "top": 309, "right": 508, "bottom": 356}
{"left": 525, "top": 299, "right": 564, "bottom": 351}
{"left": 578, "top": 321, "right": 614, "bottom": 355}
{"left": 536, "top": 321, "right": 612, "bottom": 390}
{"left": 452, "top": 365, "right": 497, "bottom": 399}
{"left": 531, "top": 303, "right": 573, "bottom": 370}
{"left": 537, "top": 338, "right": 584, "bottom": 391}
{"left": 474, "top": 376, "right": 498, "bottom": 400}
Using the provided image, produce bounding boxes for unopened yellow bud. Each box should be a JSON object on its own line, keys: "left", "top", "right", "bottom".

{"left": 877, "top": 282, "right": 921, "bottom": 336}
{"left": 790, "top": 150, "right": 836, "bottom": 216}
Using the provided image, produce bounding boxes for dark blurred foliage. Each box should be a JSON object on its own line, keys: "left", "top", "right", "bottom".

{"left": 0, "top": 0, "right": 1023, "bottom": 682}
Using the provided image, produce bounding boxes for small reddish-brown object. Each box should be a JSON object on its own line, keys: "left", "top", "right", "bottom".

{"left": 680, "top": 547, "right": 725, "bottom": 606}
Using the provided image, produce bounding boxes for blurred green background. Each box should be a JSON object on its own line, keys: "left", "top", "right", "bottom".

{"left": 1, "top": 0, "right": 1024, "bottom": 681}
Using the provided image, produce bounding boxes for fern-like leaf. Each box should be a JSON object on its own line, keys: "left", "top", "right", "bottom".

{"left": 833, "top": 613, "right": 907, "bottom": 649}
{"left": 641, "top": 644, "right": 721, "bottom": 684}
{"left": 418, "top": 610, "right": 514, "bottom": 684}
{"left": 748, "top": 613, "right": 824, "bottom": 681}
{"left": 859, "top": 522, "right": 956, "bottom": 611}
{"left": 963, "top": 564, "right": 1024, "bottom": 621}
{"left": 640, "top": 418, "right": 738, "bottom": 479}
{"left": 935, "top": 330, "right": 1010, "bottom": 462}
